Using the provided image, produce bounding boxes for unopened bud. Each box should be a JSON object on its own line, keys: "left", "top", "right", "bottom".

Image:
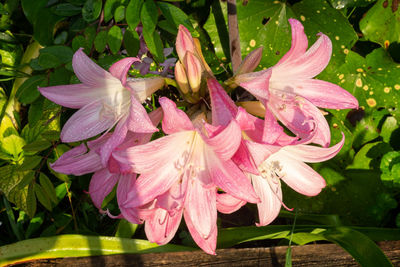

{"left": 193, "top": 38, "right": 213, "bottom": 75}
{"left": 174, "top": 61, "right": 190, "bottom": 94}
{"left": 176, "top": 25, "right": 195, "bottom": 62}
{"left": 235, "top": 47, "right": 263, "bottom": 75}
{"left": 184, "top": 51, "right": 202, "bottom": 93}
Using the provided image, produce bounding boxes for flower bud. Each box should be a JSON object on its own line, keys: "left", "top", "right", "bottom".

{"left": 184, "top": 51, "right": 202, "bottom": 93}
{"left": 174, "top": 61, "right": 190, "bottom": 94}
{"left": 235, "top": 47, "right": 263, "bottom": 75}
{"left": 176, "top": 25, "right": 195, "bottom": 62}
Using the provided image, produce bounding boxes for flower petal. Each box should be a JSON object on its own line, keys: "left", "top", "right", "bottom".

{"left": 231, "top": 141, "right": 259, "bottom": 174}
{"left": 176, "top": 25, "right": 195, "bottom": 61}
{"left": 109, "top": 57, "right": 140, "bottom": 85}
{"left": 126, "top": 77, "right": 165, "bottom": 103}
{"left": 159, "top": 97, "right": 194, "bottom": 134}
{"left": 207, "top": 78, "right": 237, "bottom": 126}
{"left": 50, "top": 144, "right": 102, "bottom": 175}
{"left": 145, "top": 208, "right": 183, "bottom": 245}
{"left": 60, "top": 100, "right": 115, "bottom": 142}
{"left": 251, "top": 174, "right": 282, "bottom": 226}
{"left": 239, "top": 69, "right": 271, "bottom": 101}
{"left": 72, "top": 48, "right": 119, "bottom": 86}
{"left": 99, "top": 118, "right": 129, "bottom": 167}
{"left": 126, "top": 94, "right": 158, "bottom": 133}
{"left": 216, "top": 193, "right": 246, "bottom": 214}
{"left": 276, "top": 18, "right": 308, "bottom": 66}
{"left": 290, "top": 79, "right": 359, "bottom": 109}
{"left": 272, "top": 152, "right": 326, "bottom": 196}
{"left": 89, "top": 169, "right": 119, "bottom": 209}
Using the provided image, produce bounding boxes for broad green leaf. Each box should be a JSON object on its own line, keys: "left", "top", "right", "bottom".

{"left": 141, "top": 0, "right": 158, "bottom": 34}
{"left": 51, "top": 3, "right": 82, "bottom": 16}
{"left": 108, "top": 25, "right": 123, "bottom": 54}
{"left": 380, "top": 151, "right": 400, "bottom": 187}
{"left": 0, "top": 235, "right": 194, "bottom": 266}
{"left": 34, "top": 183, "right": 52, "bottom": 211}
{"left": 126, "top": 0, "right": 143, "bottom": 30}
{"left": 0, "top": 134, "right": 25, "bottom": 159}
{"left": 54, "top": 31, "right": 68, "bottom": 45}
{"left": 335, "top": 49, "right": 400, "bottom": 120}
{"left": 104, "top": 0, "right": 121, "bottom": 22}
{"left": 19, "top": 155, "right": 42, "bottom": 171}
{"left": 323, "top": 227, "right": 393, "bottom": 267}
{"left": 115, "top": 219, "right": 138, "bottom": 238}
{"left": 114, "top": 6, "right": 125, "bottom": 23}
{"left": 157, "top": 2, "right": 194, "bottom": 33}
{"left": 84, "top": 26, "right": 97, "bottom": 49}
{"left": 16, "top": 75, "right": 45, "bottom": 104}
{"left": 72, "top": 35, "right": 89, "bottom": 52}
{"left": 143, "top": 30, "right": 164, "bottom": 62}
{"left": 360, "top": 0, "right": 400, "bottom": 48}
{"left": 347, "top": 141, "right": 393, "bottom": 170}
{"left": 39, "top": 173, "right": 58, "bottom": 204}
{"left": 28, "top": 97, "right": 44, "bottom": 125}
{"left": 381, "top": 116, "right": 398, "bottom": 143}
{"left": 123, "top": 28, "right": 140, "bottom": 56}
{"left": 330, "top": 0, "right": 377, "bottom": 9}
{"left": 23, "top": 140, "right": 52, "bottom": 153}
{"left": 94, "top": 30, "right": 108, "bottom": 53}
{"left": 82, "top": 0, "right": 102, "bottom": 22}
{"left": 25, "top": 212, "right": 45, "bottom": 239}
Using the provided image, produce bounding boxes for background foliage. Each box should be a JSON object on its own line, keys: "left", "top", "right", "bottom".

{"left": 0, "top": 0, "right": 400, "bottom": 264}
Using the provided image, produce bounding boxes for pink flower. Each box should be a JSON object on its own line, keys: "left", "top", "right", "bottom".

{"left": 113, "top": 97, "right": 259, "bottom": 254}
{"left": 236, "top": 19, "right": 358, "bottom": 147}
{"left": 39, "top": 49, "right": 165, "bottom": 165}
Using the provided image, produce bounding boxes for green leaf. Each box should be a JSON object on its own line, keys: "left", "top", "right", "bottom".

{"left": 104, "top": 0, "right": 120, "bottom": 22}
{"left": 16, "top": 75, "right": 46, "bottom": 104}
{"left": 39, "top": 46, "right": 75, "bottom": 65}
{"left": 115, "top": 219, "right": 138, "bottom": 238}
{"left": 143, "top": 30, "right": 164, "bottom": 62}
{"left": 347, "top": 141, "right": 393, "bottom": 170}
{"left": 0, "top": 134, "right": 26, "bottom": 159}
{"left": 141, "top": 0, "right": 158, "bottom": 34}
{"left": 28, "top": 97, "right": 44, "bottom": 125}
{"left": 381, "top": 116, "right": 398, "bottom": 143}
{"left": 82, "top": 0, "right": 102, "bottom": 22}
{"left": 34, "top": 183, "right": 52, "bottom": 211}
{"left": 360, "top": 0, "right": 400, "bottom": 48}
{"left": 108, "top": 25, "right": 123, "bottom": 54}
{"left": 0, "top": 235, "right": 194, "bottom": 265}
{"left": 335, "top": 48, "right": 400, "bottom": 120}
{"left": 330, "top": 0, "right": 377, "bottom": 9}
{"left": 380, "top": 151, "right": 400, "bottom": 187}
{"left": 72, "top": 35, "right": 89, "bottom": 52}
{"left": 94, "top": 30, "right": 108, "bottom": 53}
{"left": 39, "top": 173, "right": 58, "bottom": 204}
{"left": 126, "top": 0, "right": 143, "bottom": 30}
{"left": 114, "top": 6, "right": 126, "bottom": 23}
{"left": 51, "top": 3, "right": 82, "bottom": 16}
{"left": 25, "top": 212, "right": 45, "bottom": 239}
{"left": 157, "top": 2, "right": 194, "bottom": 33}
{"left": 123, "top": 28, "right": 140, "bottom": 56}
{"left": 323, "top": 227, "right": 393, "bottom": 267}
{"left": 23, "top": 140, "right": 52, "bottom": 153}
{"left": 19, "top": 155, "right": 42, "bottom": 171}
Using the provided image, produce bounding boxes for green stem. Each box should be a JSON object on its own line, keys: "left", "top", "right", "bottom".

{"left": 211, "top": 0, "right": 231, "bottom": 62}
{"left": 3, "top": 196, "right": 23, "bottom": 241}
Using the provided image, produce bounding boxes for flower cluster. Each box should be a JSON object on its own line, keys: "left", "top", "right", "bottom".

{"left": 39, "top": 19, "right": 358, "bottom": 254}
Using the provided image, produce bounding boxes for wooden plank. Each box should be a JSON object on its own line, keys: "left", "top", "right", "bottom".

{"left": 10, "top": 240, "right": 400, "bottom": 266}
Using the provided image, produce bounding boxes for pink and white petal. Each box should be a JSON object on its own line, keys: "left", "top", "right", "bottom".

{"left": 235, "top": 107, "right": 257, "bottom": 131}
{"left": 207, "top": 78, "right": 237, "bottom": 126}
{"left": 290, "top": 79, "right": 359, "bottom": 109}
{"left": 275, "top": 33, "right": 332, "bottom": 79}
{"left": 185, "top": 180, "right": 217, "bottom": 239}
{"left": 159, "top": 97, "right": 194, "bottom": 134}
{"left": 60, "top": 100, "right": 115, "bottom": 142}
{"left": 271, "top": 153, "right": 326, "bottom": 196}
{"left": 244, "top": 140, "right": 280, "bottom": 167}
{"left": 207, "top": 154, "right": 259, "bottom": 203}
{"left": 51, "top": 145, "right": 101, "bottom": 176}
{"left": 276, "top": 18, "right": 308, "bottom": 66}
{"left": 126, "top": 94, "right": 158, "bottom": 133}
{"left": 126, "top": 77, "right": 165, "bottom": 103}
{"left": 216, "top": 193, "right": 246, "bottom": 214}
{"left": 38, "top": 84, "right": 111, "bottom": 109}
{"left": 282, "top": 133, "right": 344, "bottom": 163}
{"left": 250, "top": 174, "right": 282, "bottom": 226}
{"left": 239, "top": 69, "right": 271, "bottom": 101}
{"left": 231, "top": 141, "right": 259, "bottom": 174}
{"left": 262, "top": 107, "right": 286, "bottom": 144}
{"left": 99, "top": 118, "right": 129, "bottom": 166}
{"left": 109, "top": 57, "right": 140, "bottom": 85}
{"left": 72, "top": 48, "right": 119, "bottom": 86}
{"left": 145, "top": 208, "right": 183, "bottom": 245}
{"left": 113, "top": 131, "right": 194, "bottom": 173}
{"left": 89, "top": 169, "right": 119, "bottom": 209}
{"left": 184, "top": 205, "right": 217, "bottom": 255}
{"left": 176, "top": 25, "right": 196, "bottom": 61}
{"left": 205, "top": 120, "right": 242, "bottom": 161}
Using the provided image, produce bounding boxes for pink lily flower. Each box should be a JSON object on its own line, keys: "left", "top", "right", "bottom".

{"left": 39, "top": 49, "right": 165, "bottom": 165}
{"left": 113, "top": 97, "right": 259, "bottom": 254}
{"left": 236, "top": 19, "right": 358, "bottom": 147}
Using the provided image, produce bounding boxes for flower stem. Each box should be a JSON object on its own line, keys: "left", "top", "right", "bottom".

{"left": 227, "top": 0, "right": 242, "bottom": 73}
